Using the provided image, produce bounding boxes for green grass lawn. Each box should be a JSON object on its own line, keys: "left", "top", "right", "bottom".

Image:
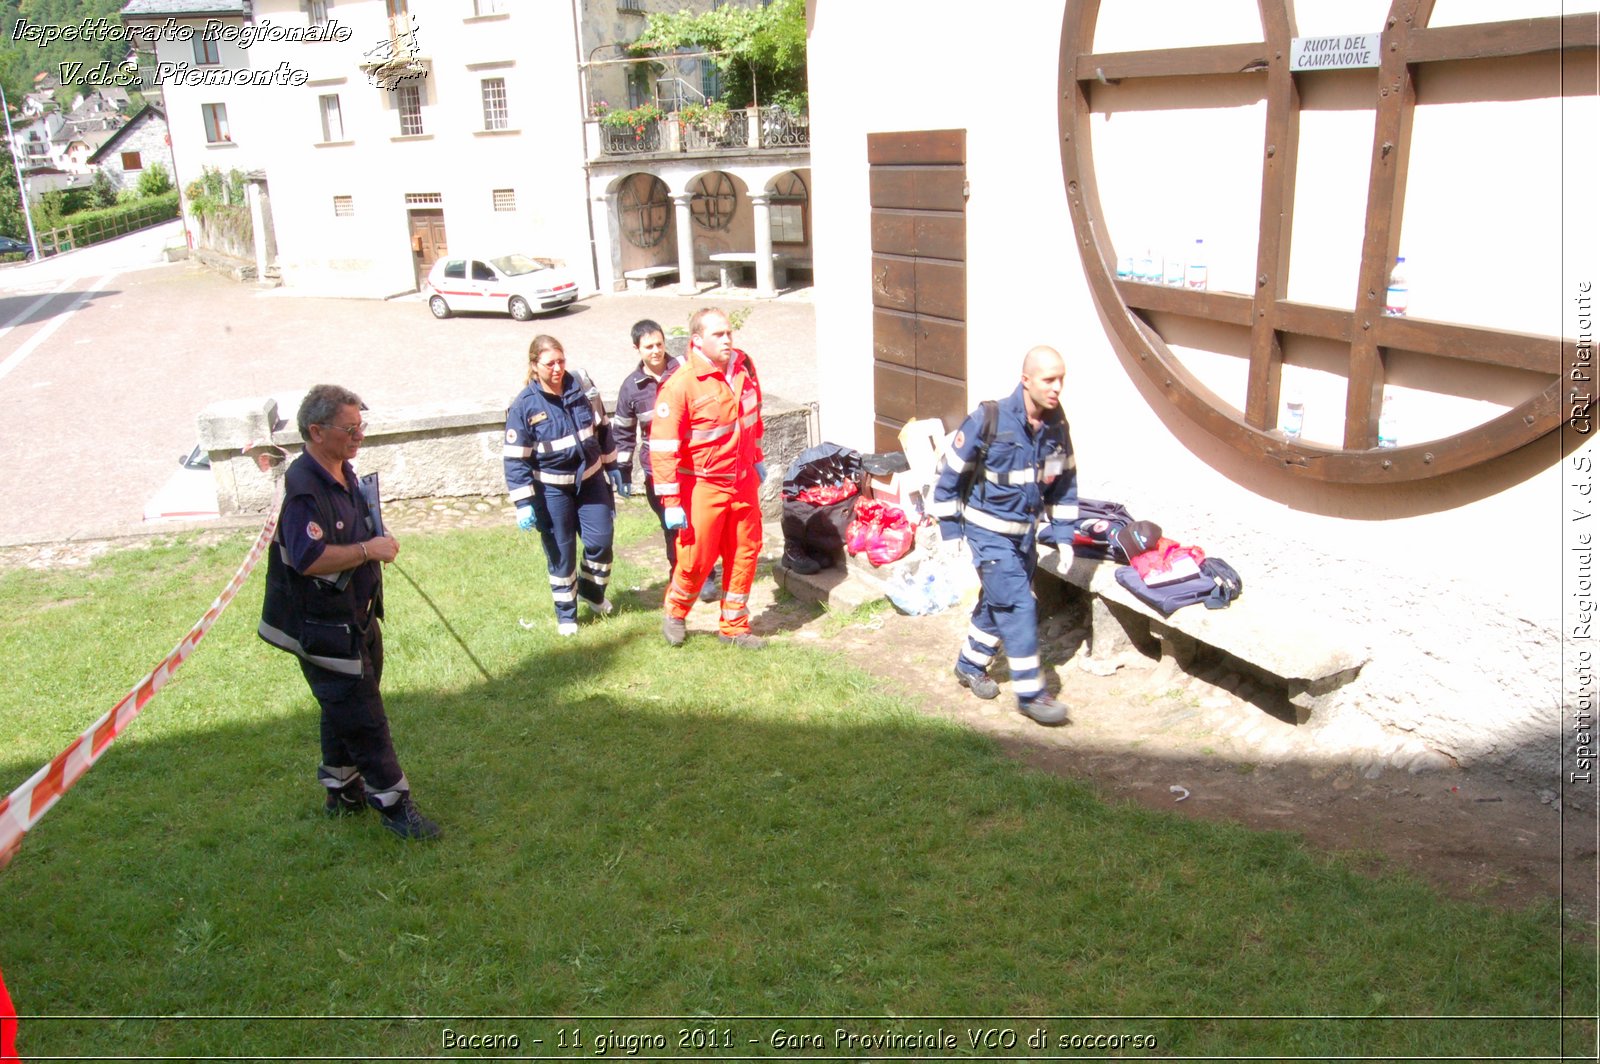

{"left": 0, "top": 514, "right": 1591, "bottom": 1059}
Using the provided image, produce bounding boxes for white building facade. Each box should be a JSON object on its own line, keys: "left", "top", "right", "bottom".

{"left": 123, "top": 0, "right": 596, "bottom": 298}
{"left": 805, "top": 0, "right": 1599, "bottom": 782}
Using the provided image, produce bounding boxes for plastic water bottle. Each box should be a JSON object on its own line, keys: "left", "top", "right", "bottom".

{"left": 1283, "top": 392, "right": 1304, "bottom": 439}
{"left": 1377, "top": 389, "right": 1400, "bottom": 448}
{"left": 1384, "top": 256, "right": 1408, "bottom": 316}
{"left": 1137, "top": 248, "right": 1156, "bottom": 284}
{"left": 1163, "top": 248, "right": 1185, "bottom": 286}
{"left": 1185, "top": 238, "right": 1207, "bottom": 290}
{"left": 1116, "top": 254, "right": 1134, "bottom": 281}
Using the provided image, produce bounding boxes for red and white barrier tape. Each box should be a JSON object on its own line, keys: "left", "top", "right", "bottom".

{"left": 0, "top": 514, "right": 278, "bottom": 869}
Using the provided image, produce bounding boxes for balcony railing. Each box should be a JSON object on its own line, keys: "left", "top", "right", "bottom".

{"left": 680, "top": 107, "right": 748, "bottom": 151}
{"left": 600, "top": 121, "right": 663, "bottom": 154}
{"left": 758, "top": 106, "right": 808, "bottom": 147}
{"left": 594, "top": 106, "right": 808, "bottom": 158}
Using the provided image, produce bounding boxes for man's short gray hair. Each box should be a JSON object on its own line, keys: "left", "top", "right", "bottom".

{"left": 297, "top": 384, "right": 363, "bottom": 439}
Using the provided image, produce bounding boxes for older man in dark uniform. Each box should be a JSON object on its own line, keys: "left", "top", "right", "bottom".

{"left": 258, "top": 384, "right": 440, "bottom": 841}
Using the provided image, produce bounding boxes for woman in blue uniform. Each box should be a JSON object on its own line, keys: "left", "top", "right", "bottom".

{"left": 504, "top": 334, "right": 618, "bottom": 635}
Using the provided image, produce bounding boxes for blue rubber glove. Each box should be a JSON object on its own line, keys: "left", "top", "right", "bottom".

{"left": 754, "top": 460, "right": 768, "bottom": 484}
{"left": 664, "top": 506, "right": 687, "bottom": 530}
{"left": 607, "top": 468, "right": 630, "bottom": 498}
{"left": 516, "top": 505, "right": 545, "bottom": 533}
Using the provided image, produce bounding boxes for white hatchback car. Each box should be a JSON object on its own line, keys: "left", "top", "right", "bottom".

{"left": 424, "top": 254, "right": 580, "bottom": 320}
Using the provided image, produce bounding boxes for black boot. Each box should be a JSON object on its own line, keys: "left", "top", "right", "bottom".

{"left": 781, "top": 545, "right": 821, "bottom": 575}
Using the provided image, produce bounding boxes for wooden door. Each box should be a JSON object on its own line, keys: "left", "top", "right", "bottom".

{"left": 867, "top": 129, "right": 967, "bottom": 453}
{"left": 408, "top": 209, "right": 446, "bottom": 289}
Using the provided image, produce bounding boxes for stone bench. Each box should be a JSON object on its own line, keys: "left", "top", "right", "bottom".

{"left": 1035, "top": 544, "right": 1370, "bottom": 721}
{"left": 623, "top": 265, "right": 678, "bottom": 292}
{"left": 707, "top": 252, "right": 787, "bottom": 290}
{"left": 779, "top": 255, "right": 813, "bottom": 282}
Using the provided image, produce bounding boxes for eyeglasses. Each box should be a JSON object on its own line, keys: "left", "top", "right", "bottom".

{"left": 318, "top": 421, "right": 367, "bottom": 438}
{"left": 537, "top": 358, "right": 566, "bottom": 369}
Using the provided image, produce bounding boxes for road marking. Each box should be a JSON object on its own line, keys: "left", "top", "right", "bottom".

{"left": 0, "top": 271, "right": 120, "bottom": 385}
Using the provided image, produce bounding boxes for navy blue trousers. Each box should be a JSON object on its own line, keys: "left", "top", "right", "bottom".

{"left": 643, "top": 476, "right": 679, "bottom": 570}
{"left": 530, "top": 473, "right": 614, "bottom": 623}
{"left": 954, "top": 527, "right": 1045, "bottom": 705}
{"left": 302, "top": 621, "right": 407, "bottom": 801}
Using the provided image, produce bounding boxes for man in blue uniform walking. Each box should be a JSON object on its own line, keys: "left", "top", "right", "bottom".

{"left": 929, "top": 346, "right": 1078, "bottom": 726}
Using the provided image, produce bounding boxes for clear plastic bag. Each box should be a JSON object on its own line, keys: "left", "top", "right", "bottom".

{"left": 885, "top": 547, "right": 966, "bottom": 616}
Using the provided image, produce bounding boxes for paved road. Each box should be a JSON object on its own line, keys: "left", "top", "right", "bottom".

{"left": 0, "top": 228, "right": 817, "bottom": 546}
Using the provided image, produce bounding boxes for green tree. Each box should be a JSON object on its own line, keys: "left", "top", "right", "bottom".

{"left": 34, "top": 186, "right": 63, "bottom": 232}
{"left": 0, "top": 151, "right": 27, "bottom": 240}
{"left": 90, "top": 166, "right": 116, "bottom": 208}
{"left": 136, "top": 161, "right": 171, "bottom": 198}
{"left": 632, "top": 0, "right": 807, "bottom": 111}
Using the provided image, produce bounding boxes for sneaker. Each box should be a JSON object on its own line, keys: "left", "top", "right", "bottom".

{"left": 1018, "top": 696, "right": 1071, "bottom": 727}
{"left": 662, "top": 614, "right": 687, "bottom": 646}
{"left": 323, "top": 779, "right": 366, "bottom": 817}
{"left": 781, "top": 547, "right": 822, "bottom": 575}
{"left": 584, "top": 597, "right": 614, "bottom": 616}
{"left": 718, "top": 633, "right": 766, "bottom": 649}
{"left": 698, "top": 567, "right": 723, "bottom": 603}
{"left": 556, "top": 621, "right": 578, "bottom": 637}
{"left": 374, "top": 795, "right": 442, "bottom": 841}
{"left": 955, "top": 667, "right": 1000, "bottom": 701}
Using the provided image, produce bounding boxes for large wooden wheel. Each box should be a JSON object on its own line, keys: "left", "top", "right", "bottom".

{"left": 1059, "top": 0, "right": 1594, "bottom": 483}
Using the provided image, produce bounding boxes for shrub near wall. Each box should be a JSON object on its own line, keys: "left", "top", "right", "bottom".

{"left": 37, "top": 191, "right": 180, "bottom": 255}
{"left": 185, "top": 167, "right": 253, "bottom": 260}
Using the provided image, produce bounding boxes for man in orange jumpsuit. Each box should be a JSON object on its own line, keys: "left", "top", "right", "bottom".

{"left": 650, "top": 307, "right": 767, "bottom": 648}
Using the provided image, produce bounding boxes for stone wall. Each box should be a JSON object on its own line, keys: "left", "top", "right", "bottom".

{"left": 198, "top": 392, "right": 812, "bottom": 519}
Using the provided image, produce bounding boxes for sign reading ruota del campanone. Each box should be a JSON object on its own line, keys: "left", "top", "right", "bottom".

{"left": 1290, "top": 33, "right": 1381, "bottom": 71}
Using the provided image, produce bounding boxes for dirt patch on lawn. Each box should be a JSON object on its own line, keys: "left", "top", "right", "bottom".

{"left": 727, "top": 551, "right": 1596, "bottom": 918}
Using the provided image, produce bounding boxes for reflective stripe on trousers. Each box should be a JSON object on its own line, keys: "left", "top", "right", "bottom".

{"left": 530, "top": 473, "right": 615, "bottom": 624}
{"left": 954, "top": 526, "right": 1046, "bottom": 704}
{"left": 663, "top": 473, "right": 762, "bottom": 636}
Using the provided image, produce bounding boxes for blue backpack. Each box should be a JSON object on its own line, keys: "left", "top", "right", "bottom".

{"left": 1114, "top": 557, "right": 1242, "bottom": 616}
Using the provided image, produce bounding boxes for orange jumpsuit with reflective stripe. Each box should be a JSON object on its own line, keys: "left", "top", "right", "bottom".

{"left": 649, "top": 349, "right": 764, "bottom": 635}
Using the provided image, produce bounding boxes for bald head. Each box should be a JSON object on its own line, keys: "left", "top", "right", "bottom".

{"left": 1022, "top": 345, "right": 1064, "bottom": 377}
{"left": 1020, "top": 345, "right": 1065, "bottom": 419}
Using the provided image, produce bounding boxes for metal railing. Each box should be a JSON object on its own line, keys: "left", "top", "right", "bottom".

{"left": 596, "top": 107, "right": 807, "bottom": 157}
{"left": 655, "top": 77, "right": 706, "bottom": 111}
{"left": 680, "top": 108, "right": 748, "bottom": 151}
{"left": 600, "top": 120, "right": 663, "bottom": 154}
{"left": 758, "top": 106, "right": 808, "bottom": 147}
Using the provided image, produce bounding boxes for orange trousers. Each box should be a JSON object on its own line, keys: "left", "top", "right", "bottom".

{"left": 663, "top": 473, "right": 763, "bottom": 636}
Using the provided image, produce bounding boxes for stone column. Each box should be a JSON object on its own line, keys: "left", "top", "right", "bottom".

{"left": 245, "top": 180, "right": 269, "bottom": 285}
{"left": 750, "top": 192, "right": 776, "bottom": 298}
{"left": 673, "top": 192, "right": 698, "bottom": 295}
{"left": 600, "top": 189, "right": 623, "bottom": 292}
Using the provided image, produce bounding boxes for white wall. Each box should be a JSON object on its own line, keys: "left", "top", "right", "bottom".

{"left": 808, "top": 0, "right": 1600, "bottom": 777}
{"left": 153, "top": 1, "right": 597, "bottom": 297}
